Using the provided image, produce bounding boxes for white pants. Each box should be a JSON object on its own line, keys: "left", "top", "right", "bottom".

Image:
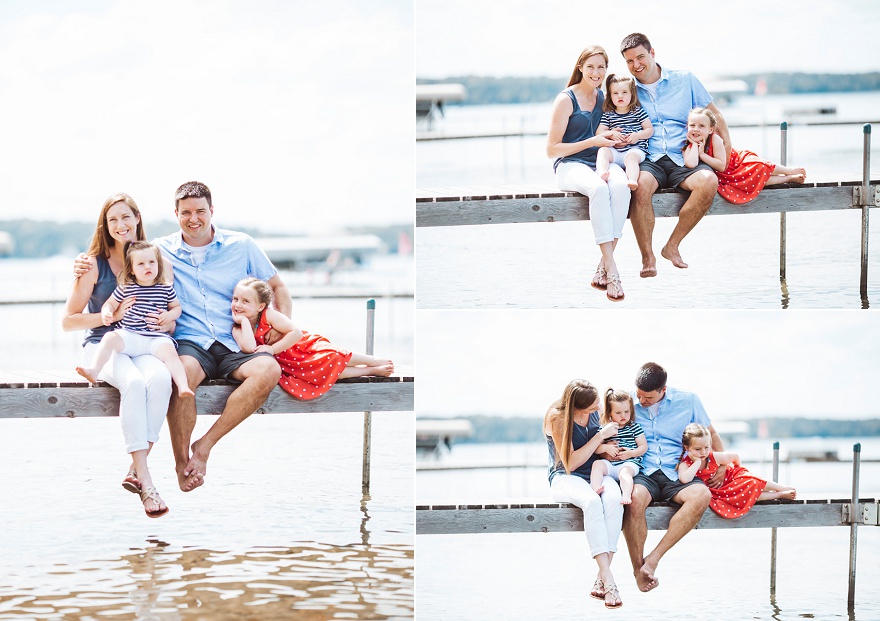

{"left": 606, "top": 147, "right": 646, "bottom": 167}
{"left": 551, "top": 473, "right": 623, "bottom": 558}
{"left": 555, "top": 160, "right": 631, "bottom": 244}
{"left": 82, "top": 341, "right": 172, "bottom": 453}
{"left": 596, "top": 459, "right": 640, "bottom": 481}
{"left": 116, "top": 329, "right": 175, "bottom": 357}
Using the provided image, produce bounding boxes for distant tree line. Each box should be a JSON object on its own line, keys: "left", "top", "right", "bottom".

{"left": 0, "top": 219, "right": 413, "bottom": 258}
{"left": 418, "top": 72, "right": 880, "bottom": 106}
{"left": 442, "top": 415, "right": 880, "bottom": 444}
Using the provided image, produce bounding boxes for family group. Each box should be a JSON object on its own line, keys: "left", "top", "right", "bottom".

{"left": 547, "top": 33, "right": 807, "bottom": 301}
{"left": 543, "top": 362, "right": 796, "bottom": 608}
{"left": 63, "top": 182, "right": 393, "bottom": 518}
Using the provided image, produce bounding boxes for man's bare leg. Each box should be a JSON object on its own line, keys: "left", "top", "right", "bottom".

{"left": 185, "top": 356, "right": 281, "bottom": 482}
{"left": 622, "top": 483, "right": 657, "bottom": 592}
{"left": 639, "top": 484, "right": 711, "bottom": 591}
{"left": 661, "top": 170, "right": 718, "bottom": 269}
{"left": 166, "top": 355, "right": 206, "bottom": 492}
{"left": 630, "top": 171, "right": 659, "bottom": 278}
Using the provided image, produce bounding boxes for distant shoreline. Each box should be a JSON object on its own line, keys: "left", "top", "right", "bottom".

{"left": 417, "top": 72, "right": 880, "bottom": 106}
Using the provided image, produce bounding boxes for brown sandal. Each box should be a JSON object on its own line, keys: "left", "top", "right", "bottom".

{"left": 140, "top": 487, "right": 169, "bottom": 518}
{"left": 589, "top": 577, "right": 605, "bottom": 600}
{"left": 591, "top": 264, "right": 608, "bottom": 291}
{"left": 606, "top": 273, "right": 625, "bottom": 302}
{"left": 604, "top": 583, "right": 623, "bottom": 609}
{"left": 122, "top": 468, "right": 141, "bottom": 494}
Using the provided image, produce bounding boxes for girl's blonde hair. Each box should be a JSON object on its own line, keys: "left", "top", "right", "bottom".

{"left": 688, "top": 106, "right": 717, "bottom": 129}
{"left": 87, "top": 193, "right": 147, "bottom": 259}
{"left": 601, "top": 388, "right": 634, "bottom": 426}
{"left": 119, "top": 241, "right": 166, "bottom": 286}
{"left": 567, "top": 45, "right": 609, "bottom": 87}
{"left": 544, "top": 379, "right": 599, "bottom": 474}
{"left": 602, "top": 74, "right": 641, "bottom": 113}
{"left": 235, "top": 277, "right": 273, "bottom": 307}
{"left": 680, "top": 423, "right": 711, "bottom": 462}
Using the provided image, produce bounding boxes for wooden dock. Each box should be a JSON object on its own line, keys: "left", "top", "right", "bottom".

{"left": 0, "top": 371, "right": 414, "bottom": 418}
{"left": 416, "top": 497, "right": 880, "bottom": 535}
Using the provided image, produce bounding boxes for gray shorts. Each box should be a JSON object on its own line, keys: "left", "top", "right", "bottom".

{"left": 177, "top": 340, "right": 273, "bottom": 381}
{"left": 633, "top": 469, "right": 705, "bottom": 504}
{"left": 640, "top": 155, "right": 713, "bottom": 190}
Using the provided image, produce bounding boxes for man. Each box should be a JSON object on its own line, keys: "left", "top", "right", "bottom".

{"left": 621, "top": 33, "right": 732, "bottom": 276}
{"left": 155, "top": 181, "right": 291, "bottom": 492}
{"left": 623, "top": 362, "right": 725, "bottom": 592}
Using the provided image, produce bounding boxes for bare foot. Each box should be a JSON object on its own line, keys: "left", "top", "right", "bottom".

{"left": 627, "top": 179, "right": 638, "bottom": 191}
{"left": 176, "top": 466, "right": 204, "bottom": 492}
{"left": 660, "top": 244, "right": 688, "bottom": 269}
{"left": 640, "top": 258, "right": 657, "bottom": 278}
{"left": 600, "top": 170, "right": 610, "bottom": 182}
{"left": 75, "top": 366, "right": 99, "bottom": 384}
{"left": 592, "top": 484, "right": 605, "bottom": 495}
{"left": 789, "top": 173, "right": 806, "bottom": 183}
{"left": 367, "top": 363, "right": 394, "bottom": 377}
{"left": 635, "top": 560, "right": 660, "bottom": 592}
{"left": 177, "top": 385, "right": 195, "bottom": 399}
{"left": 621, "top": 495, "right": 632, "bottom": 505}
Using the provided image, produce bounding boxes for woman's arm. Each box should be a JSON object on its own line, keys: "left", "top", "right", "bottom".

{"left": 566, "top": 422, "right": 619, "bottom": 471}
{"left": 62, "top": 260, "right": 104, "bottom": 332}
{"left": 698, "top": 134, "right": 727, "bottom": 171}
{"left": 546, "top": 93, "right": 616, "bottom": 159}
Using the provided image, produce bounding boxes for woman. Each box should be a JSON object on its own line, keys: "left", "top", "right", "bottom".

{"left": 544, "top": 379, "right": 624, "bottom": 608}
{"left": 62, "top": 193, "right": 174, "bottom": 516}
{"left": 546, "top": 45, "right": 631, "bottom": 302}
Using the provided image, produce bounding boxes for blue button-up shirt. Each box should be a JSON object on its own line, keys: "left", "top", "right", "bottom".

{"left": 154, "top": 227, "right": 277, "bottom": 352}
{"left": 635, "top": 68, "right": 713, "bottom": 166}
{"left": 632, "top": 386, "right": 712, "bottom": 481}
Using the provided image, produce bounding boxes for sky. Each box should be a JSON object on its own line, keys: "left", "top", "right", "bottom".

{"left": 416, "top": 310, "right": 880, "bottom": 421}
{"left": 0, "top": 0, "right": 413, "bottom": 233}
{"left": 416, "top": 0, "right": 880, "bottom": 80}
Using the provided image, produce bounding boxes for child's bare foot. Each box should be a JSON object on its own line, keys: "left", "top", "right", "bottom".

{"left": 599, "top": 170, "right": 610, "bottom": 182}
{"left": 75, "top": 366, "right": 99, "bottom": 384}
{"left": 621, "top": 495, "right": 632, "bottom": 505}
{"left": 177, "top": 385, "right": 195, "bottom": 399}
{"left": 592, "top": 484, "right": 605, "bottom": 495}
{"left": 777, "top": 487, "right": 797, "bottom": 500}
{"left": 367, "top": 363, "right": 394, "bottom": 377}
{"left": 627, "top": 178, "right": 638, "bottom": 191}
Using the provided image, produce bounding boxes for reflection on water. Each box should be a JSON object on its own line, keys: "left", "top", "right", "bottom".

{"left": 2, "top": 541, "right": 413, "bottom": 620}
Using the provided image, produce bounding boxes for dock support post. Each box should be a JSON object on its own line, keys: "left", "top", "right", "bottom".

{"left": 860, "top": 125, "right": 872, "bottom": 300}
{"left": 779, "top": 123, "right": 788, "bottom": 282}
{"left": 848, "top": 443, "right": 861, "bottom": 609}
{"left": 769, "top": 441, "right": 780, "bottom": 596}
{"left": 362, "top": 299, "right": 376, "bottom": 495}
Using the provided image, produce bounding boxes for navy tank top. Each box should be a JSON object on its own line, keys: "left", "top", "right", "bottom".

{"left": 553, "top": 87, "right": 604, "bottom": 171}
{"left": 547, "top": 410, "right": 602, "bottom": 484}
{"left": 82, "top": 255, "right": 119, "bottom": 346}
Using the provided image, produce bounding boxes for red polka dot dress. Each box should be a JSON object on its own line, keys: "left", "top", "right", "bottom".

{"left": 253, "top": 310, "right": 353, "bottom": 400}
{"left": 708, "top": 139, "right": 776, "bottom": 204}
{"left": 683, "top": 452, "right": 766, "bottom": 518}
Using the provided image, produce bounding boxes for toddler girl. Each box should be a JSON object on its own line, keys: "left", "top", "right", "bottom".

{"left": 590, "top": 388, "right": 646, "bottom": 504}
{"left": 75, "top": 240, "right": 194, "bottom": 518}
{"left": 683, "top": 106, "right": 807, "bottom": 204}
{"left": 678, "top": 423, "right": 797, "bottom": 518}
{"left": 231, "top": 277, "right": 394, "bottom": 400}
{"left": 595, "top": 74, "right": 654, "bottom": 190}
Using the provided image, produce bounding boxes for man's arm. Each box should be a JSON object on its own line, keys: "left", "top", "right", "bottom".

{"left": 267, "top": 273, "right": 291, "bottom": 317}
{"left": 706, "top": 102, "right": 731, "bottom": 168}
{"left": 704, "top": 424, "right": 727, "bottom": 487}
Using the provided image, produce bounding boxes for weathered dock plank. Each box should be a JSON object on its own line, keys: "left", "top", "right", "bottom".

{"left": 416, "top": 182, "right": 876, "bottom": 228}
{"left": 0, "top": 375, "right": 415, "bottom": 418}
{"left": 415, "top": 499, "right": 879, "bottom": 535}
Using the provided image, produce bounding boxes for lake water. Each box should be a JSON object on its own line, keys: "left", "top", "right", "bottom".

{"left": 416, "top": 440, "right": 880, "bottom": 620}
{"left": 416, "top": 92, "right": 880, "bottom": 309}
{"left": 0, "top": 258, "right": 414, "bottom": 620}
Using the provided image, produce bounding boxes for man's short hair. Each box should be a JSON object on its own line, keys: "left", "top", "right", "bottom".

{"left": 620, "top": 33, "right": 652, "bottom": 55}
{"left": 636, "top": 362, "right": 667, "bottom": 392}
{"left": 174, "top": 181, "right": 212, "bottom": 210}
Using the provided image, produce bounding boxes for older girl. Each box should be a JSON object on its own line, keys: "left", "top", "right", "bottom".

{"left": 546, "top": 45, "right": 631, "bottom": 302}
{"left": 63, "top": 194, "right": 174, "bottom": 518}
{"left": 231, "top": 277, "right": 393, "bottom": 400}
{"left": 683, "top": 107, "right": 806, "bottom": 204}
{"left": 544, "top": 379, "right": 624, "bottom": 608}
